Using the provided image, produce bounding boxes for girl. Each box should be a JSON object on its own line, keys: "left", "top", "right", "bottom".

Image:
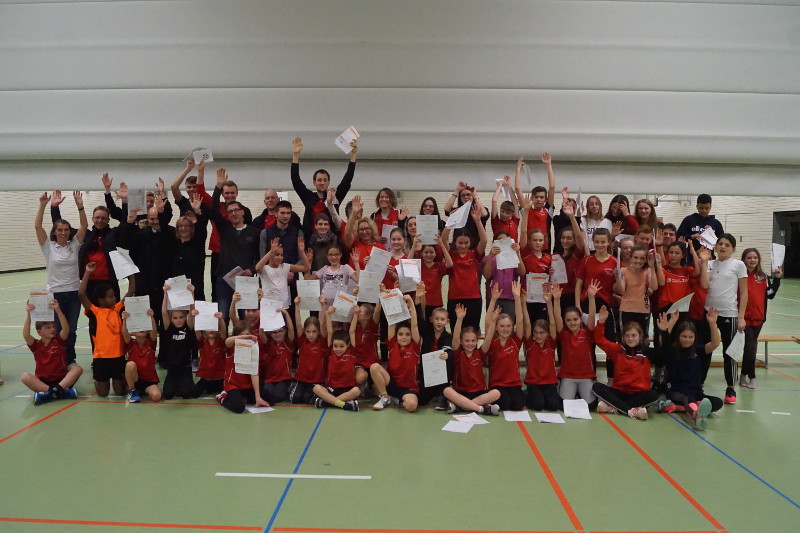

{"left": 371, "top": 188, "right": 407, "bottom": 243}
{"left": 443, "top": 303, "right": 501, "bottom": 415}
{"left": 384, "top": 227, "right": 408, "bottom": 290}
{"left": 581, "top": 195, "right": 612, "bottom": 253}
{"left": 699, "top": 234, "right": 748, "bottom": 404}
{"left": 485, "top": 281, "right": 525, "bottom": 411}
{"left": 350, "top": 299, "right": 381, "bottom": 390}
{"left": 553, "top": 200, "right": 586, "bottom": 314}
{"left": 442, "top": 204, "right": 487, "bottom": 331}
{"left": 443, "top": 181, "right": 490, "bottom": 250}
{"left": 520, "top": 193, "right": 553, "bottom": 322}
{"left": 634, "top": 199, "right": 659, "bottom": 230}
{"left": 522, "top": 286, "right": 560, "bottom": 411}
{"left": 659, "top": 309, "right": 723, "bottom": 430}
{"left": 256, "top": 237, "right": 311, "bottom": 310}
{"left": 161, "top": 284, "right": 197, "bottom": 400}
{"left": 592, "top": 305, "right": 662, "bottom": 420}
{"left": 483, "top": 231, "right": 525, "bottom": 320}
{"left": 308, "top": 213, "right": 340, "bottom": 272}
{"left": 419, "top": 196, "right": 446, "bottom": 232}
{"left": 191, "top": 310, "right": 226, "bottom": 398}
{"left": 552, "top": 283, "right": 597, "bottom": 406}
{"left": 122, "top": 308, "right": 161, "bottom": 403}
{"left": 615, "top": 246, "right": 659, "bottom": 335}
{"left": 308, "top": 244, "right": 358, "bottom": 309}
{"left": 311, "top": 306, "right": 360, "bottom": 410}
{"left": 575, "top": 228, "right": 618, "bottom": 344}
{"left": 218, "top": 325, "right": 271, "bottom": 413}
{"left": 258, "top": 307, "right": 295, "bottom": 404}
{"left": 410, "top": 233, "right": 452, "bottom": 320}
{"left": 655, "top": 241, "right": 699, "bottom": 346}
{"left": 741, "top": 248, "right": 782, "bottom": 389}
{"left": 617, "top": 237, "right": 635, "bottom": 268}
{"left": 370, "top": 294, "right": 422, "bottom": 412}
{"left": 290, "top": 296, "right": 329, "bottom": 404}
{"left": 404, "top": 215, "right": 418, "bottom": 254}
{"left": 605, "top": 194, "right": 639, "bottom": 237}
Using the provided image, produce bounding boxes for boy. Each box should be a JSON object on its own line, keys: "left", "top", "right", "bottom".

{"left": 121, "top": 308, "right": 162, "bottom": 403}
{"left": 79, "top": 262, "right": 135, "bottom": 396}
{"left": 491, "top": 176, "right": 520, "bottom": 242}
{"left": 514, "top": 154, "right": 556, "bottom": 252}
{"left": 22, "top": 300, "right": 83, "bottom": 404}
{"left": 677, "top": 194, "right": 724, "bottom": 242}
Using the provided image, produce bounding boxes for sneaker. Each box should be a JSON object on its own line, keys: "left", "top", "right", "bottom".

{"left": 724, "top": 389, "right": 737, "bottom": 404}
{"left": 482, "top": 404, "right": 500, "bottom": 416}
{"left": 447, "top": 401, "right": 459, "bottom": 414}
{"left": 628, "top": 407, "right": 648, "bottom": 420}
{"left": 655, "top": 399, "right": 675, "bottom": 414}
{"left": 694, "top": 398, "right": 712, "bottom": 431}
{"left": 215, "top": 392, "right": 226, "bottom": 405}
{"left": 597, "top": 401, "right": 618, "bottom": 414}
{"left": 33, "top": 391, "right": 52, "bottom": 405}
{"left": 343, "top": 400, "right": 359, "bottom": 411}
{"left": 314, "top": 397, "right": 325, "bottom": 409}
{"left": 62, "top": 387, "right": 78, "bottom": 400}
{"left": 373, "top": 395, "right": 391, "bottom": 411}
{"left": 746, "top": 378, "right": 757, "bottom": 390}
{"left": 389, "top": 396, "right": 400, "bottom": 406}
{"left": 128, "top": 390, "right": 141, "bottom": 403}
{"left": 434, "top": 395, "right": 449, "bottom": 411}
{"left": 739, "top": 375, "right": 749, "bottom": 388}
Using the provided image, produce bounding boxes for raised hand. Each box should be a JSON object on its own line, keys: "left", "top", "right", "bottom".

{"left": 619, "top": 202, "right": 630, "bottom": 217}
{"left": 85, "top": 262, "right": 97, "bottom": 273}
{"left": 292, "top": 137, "right": 303, "bottom": 157}
{"left": 611, "top": 221, "right": 622, "bottom": 238}
{"left": 706, "top": 306, "right": 719, "bottom": 323}
{"left": 118, "top": 182, "right": 128, "bottom": 201}
{"left": 490, "top": 282, "right": 502, "bottom": 301}
{"left": 50, "top": 190, "right": 64, "bottom": 207}
{"left": 184, "top": 160, "right": 195, "bottom": 173}
{"left": 698, "top": 247, "right": 712, "bottom": 262}
{"left": 326, "top": 187, "right": 337, "bottom": 205}
{"left": 516, "top": 157, "right": 525, "bottom": 172}
{"left": 654, "top": 227, "right": 664, "bottom": 246}
{"left": 511, "top": 280, "right": 521, "bottom": 298}
{"left": 73, "top": 191, "right": 84, "bottom": 209}
{"left": 216, "top": 168, "right": 228, "bottom": 188}
{"left": 101, "top": 172, "right": 113, "bottom": 192}
{"left": 39, "top": 192, "right": 51, "bottom": 206}
{"left": 156, "top": 177, "right": 165, "bottom": 195}
{"left": 551, "top": 283, "right": 563, "bottom": 299}
{"left": 196, "top": 159, "right": 206, "bottom": 173}
{"left": 520, "top": 193, "right": 532, "bottom": 210}
{"left": 189, "top": 194, "right": 202, "bottom": 213}
{"left": 455, "top": 303, "right": 467, "bottom": 319}
{"left": 541, "top": 153, "right": 552, "bottom": 165}
{"left": 349, "top": 139, "right": 358, "bottom": 156}
{"left": 598, "top": 305, "right": 609, "bottom": 323}
{"left": 587, "top": 279, "right": 602, "bottom": 298}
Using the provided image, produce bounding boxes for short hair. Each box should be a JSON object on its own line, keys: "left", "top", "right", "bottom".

{"left": 232, "top": 323, "right": 249, "bottom": 336}
{"left": 185, "top": 176, "right": 198, "bottom": 185}
{"left": 331, "top": 329, "right": 350, "bottom": 345}
{"left": 719, "top": 233, "right": 737, "bottom": 248}
{"left": 93, "top": 206, "right": 110, "bottom": 216}
{"left": 227, "top": 200, "right": 243, "bottom": 211}
{"left": 593, "top": 228, "right": 611, "bottom": 241}
{"left": 452, "top": 229, "right": 473, "bottom": 246}
{"left": 375, "top": 188, "right": 398, "bottom": 209}
{"left": 50, "top": 219, "right": 74, "bottom": 242}
{"left": 314, "top": 212, "right": 331, "bottom": 225}
{"left": 354, "top": 217, "right": 379, "bottom": 243}
{"left": 636, "top": 224, "right": 653, "bottom": 236}
{"left": 91, "top": 282, "right": 114, "bottom": 302}
{"left": 276, "top": 200, "right": 292, "bottom": 212}
{"left": 500, "top": 200, "right": 515, "bottom": 212}
{"left": 663, "top": 223, "right": 677, "bottom": 233}
{"left": 430, "top": 307, "right": 449, "bottom": 318}
{"left": 313, "top": 169, "right": 331, "bottom": 181}
{"left": 531, "top": 186, "right": 547, "bottom": 196}
{"left": 697, "top": 194, "right": 712, "bottom": 205}
{"left": 146, "top": 192, "right": 155, "bottom": 198}
{"left": 35, "top": 320, "right": 55, "bottom": 331}
{"left": 222, "top": 180, "right": 238, "bottom": 191}
{"left": 494, "top": 230, "right": 510, "bottom": 239}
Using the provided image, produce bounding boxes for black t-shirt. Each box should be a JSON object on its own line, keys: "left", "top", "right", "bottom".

{"left": 161, "top": 323, "right": 196, "bottom": 368}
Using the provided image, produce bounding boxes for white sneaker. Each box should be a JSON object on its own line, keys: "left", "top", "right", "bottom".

{"left": 628, "top": 407, "right": 648, "bottom": 420}
{"left": 597, "top": 401, "right": 618, "bottom": 414}
{"left": 372, "top": 395, "right": 391, "bottom": 411}
{"left": 746, "top": 378, "right": 757, "bottom": 389}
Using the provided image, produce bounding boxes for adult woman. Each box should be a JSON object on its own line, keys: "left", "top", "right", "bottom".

{"left": 443, "top": 181, "right": 489, "bottom": 250}
{"left": 345, "top": 196, "right": 386, "bottom": 271}
{"left": 35, "top": 190, "right": 88, "bottom": 364}
{"left": 580, "top": 195, "right": 612, "bottom": 253}
{"left": 371, "top": 188, "right": 406, "bottom": 244}
{"left": 167, "top": 195, "right": 209, "bottom": 300}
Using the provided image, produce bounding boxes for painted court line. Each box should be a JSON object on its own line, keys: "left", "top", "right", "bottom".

{"left": 669, "top": 414, "right": 800, "bottom": 511}
{"left": 769, "top": 354, "right": 800, "bottom": 368}
{"left": 0, "top": 517, "right": 260, "bottom": 530}
{"left": 766, "top": 366, "right": 800, "bottom": 383}
{"left": 217, "top": 472, "right": 371, "bottom": 480}
{"left": 771, "top": 411, "right": 791, "bottom": 415}
{"left": 274, "top": 529, "right": 574, "bottom": 533}
{"left": 0, "top": 400, "right": 82, "bottom": 444}
{"left": 600, "top": 414, "right": 725, "bottom": 532}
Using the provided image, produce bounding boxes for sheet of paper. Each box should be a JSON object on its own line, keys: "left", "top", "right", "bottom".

{"left": 494, "top": 178, "right": 511, "bottom": 201}
{"left": 123, "top": 295, "right": 152, "bottom": 332}
{"left": 331, "top": 291, "right": 357, "bottom": 323}
{"left": 126, "top": 188, "right": 146, "bottom": 217}
{"left": 357, "top": 270, "right": 383, "bottom": 304}
{"left": 223, "top": 266, "right": 244, "bottom": 289}
{"left": 494, "top": 238, "right": 519, "bottom": 271}
{"left": 29, "top": 289, "right": 53, "bottom": 322}
{"left": 666, "top": 292, "right": 694, "bottom": 314}
{"left": 260, "top": 299, "right": 286, "bottom": 331}
{"left": 421, "top": 350, "right": 448, "bottom": 387}
{"left": 614, "top": 233, "right": 633, "bottom": 243}
{"left": 166, "top": 275, "right": 194, "bottom": 309}
{"left": 235, "top": 276, "right": 260, "bottom": 310}
{"left": 453, "top": 413, "right": 489, "bottom": 425}
{"left": 771, "top": 243, "right": 786, "bottom": 272}
{"left": 193, "top": 300, "right": 219, "bottom": 332}
{"left": 525, "top": 273, "right": 548, "bottom": 303}
{"left": 535, "top": 412, "right": 565, "bottom": 424}
{"left": 442, "top": 420, "right": 473, "bottom": 433}
{"left": 380, "top": 289, "right": 405, "bottom": 316}
{"left": 109, "top": 250, "right": 140, "bottom": 280}
{"left": 297, "top": 280, "right": 321, "bottom": 311}
{"left": 563, "top": 399, "right": 592, "bottom": 419}
{"left": 575, "top": 188, "right": 583, "bottom": 217}
{"left": 503, "top": 410, "right": 532, "bottom": 422}
{"left": 416, "top": 215, "right": 439, "bottom": 245}
{"left": 726, "top": 330, "right": 745, "bottom": 362}
{"left": 524, "top": 164, "right": 532, "bottom": 187}
{"left": 550, "top": 254, "right": 568, "bottom": 284}
{"left": 192, "top": 147, "right": 213, "bottom": 165}
{"left": 245, "top": 406, "right": 275, "bottom": 414}
{"left": 384, "top": 293, "right": 411, "bottom": 326}
{"left": 445, "top": 200, "right": 472, "bottom": 229}
{"left": 234, "top": 339, "right": 259, "bottom": 375}
{"left": 380, "top": 224, "right": 398, "bottom": 245}
{"left": 365, "top": 247, "right": 391, "bottom": 274}
{"left": 398, "top": 259, "right": 421, "bottom": 293}
{"left": 699, "top": 227, "right": 718, "bottom": 250}
{"left": 334, "top": 126, "right": 360, "bottom": 154}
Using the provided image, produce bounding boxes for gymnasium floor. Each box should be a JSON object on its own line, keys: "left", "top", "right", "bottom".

{"left": 0, "top": 270, "right": 799, "bottom": 533}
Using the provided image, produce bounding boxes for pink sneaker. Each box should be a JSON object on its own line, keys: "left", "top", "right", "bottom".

{"left": 724, "top": 394, "right": 737, "bottom": 404}
{"left": 628, "top": 407, "right": 648, "bottom": 420}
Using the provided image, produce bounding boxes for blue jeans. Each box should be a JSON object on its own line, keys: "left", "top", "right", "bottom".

{"left": 215, "top": 277, "right": 234, "bottom": 326}
{"left": 54, "top": 290, "right": 81, "bottom": 364}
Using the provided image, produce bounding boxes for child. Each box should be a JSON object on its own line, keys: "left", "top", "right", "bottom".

{"left": 552, "top": 283, "right": 597, "bottom": 406}
{"left": 217, "top": 326, "right": 271, "bottom": 413}
{"left": 634, "top": 199, "right": 659, "bottom": 231}
{"left": 384, "top": 227, "right": 408, "bottom": 289}
{"left": 409, "top": 233, "right": 452, "bottom": 320}
{"left": 290, "top": 296, "right": 329, "bottom": 404}
{"left": 307, "top": 244, "right": 357, "bottom": 309}
{"left": 491, "top": 175, "right": 520, "bottom": 242}
{"left": 605, "top": 195, "right": 639, "bottom": 236}
{"left": 581, "top": 195, "right": 612, "bottom": 253}
{"left": 575, "top": 228, "right": 618, "bottom": 344}
{"left": 79, "top": 262, "right": 135, "bottom": 397}
{"left": 615, "top": 246, "right": 659, "bottom": 334}
{"left": 308, "top": 213, "right": 341, "bottom": 272}
{"left": 258, "top": 307, "right": 295, "bottom": 403}
{"left": 655, "top": 241, "right": 699, "bottom": 347}
{"left": 418, "top": 305, "right": 454, "bottom": 408}
{"left": 22, "top": 300, "right": 82, "bottom": 404}
{"left": 443, "top": 304, "right": 501, "bottom": 414}
{"left": 592, "top": 305, "right": 663, "bottom": 420}
{"left": 483, "top": 231, "right": 525, "bottom": 320}
{"left": 442, "top": 203, "right": 487, "bottom": 331}
{"left": 192, "top": 310, "right": 227, "bottom": 398}
{"left": 522, "top": 287, "right": 560, "bottom": 411}
{"left": 677, "top": 194, "right": 724, "bottom": 242}
{"left": 370, "top": 294, "right": 423, "bottom": 412}
{"left": 121, "top": 308, "right": 161, "bottom": 403}
{"left": 659, "top": 309, "right": 723, "bottom": 430}
{"left": 741, "top": 248, "right": 782, "bottom": 389}
{"left": 161, "top": 284, "right": 197, "bottom": 400}
{"left": 552, "top": 199, "right": 586, "bottom": 314}
{"left": 519, "top": 211, "right": 552, "bottom": 323}
{"left": 699, "top": 234, "right": 748, "bottom": 403}
{"left": 514, "top": 154, "right": 556, "bottom": 252}
{"left": 485, "top": 280, "right": 526, "bottom": 411}
{"left": 311, "top": 306, "right": 360, "bottom": 410}
{"left": 257, "top": 237, "right": 311, "bottom": 311}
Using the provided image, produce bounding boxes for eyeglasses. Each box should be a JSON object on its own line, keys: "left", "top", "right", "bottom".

{"left": 227, "top": 208, "right": 243, "bottom": 214}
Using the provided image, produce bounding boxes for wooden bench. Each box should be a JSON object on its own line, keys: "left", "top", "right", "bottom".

{"left": 757, "top": 334, "right": 800, "bottom": 368}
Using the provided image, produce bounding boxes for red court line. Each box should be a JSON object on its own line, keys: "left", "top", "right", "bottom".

{"left": 599, "top": 414, "right": 725, "bottom": 532}
{"left": 766, "top": 366, "right": 800, "bottom": 383}
{"left": 516, "top": 421, "right": 584, "bottom": 532}
{"left": 768, "top": 354, "right": 800, "bottom": 368}
{"left": 0, "top": 517, "right": 260, "bottom": 530}
{"left": 274, "top": 529, "right": 571, "bottom": 533}
{"left": 0, "top": 400, "right": 81, "bottom": 444}
{"left": 84, "top": 400, "right": 220, "bottom": 406}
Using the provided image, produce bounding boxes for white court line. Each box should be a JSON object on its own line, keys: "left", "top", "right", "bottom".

{"left": 736, "top": 410, "right": 755, "bottom": 413}
{"left": 771, "top": 412, "right": 792, "bottom": 416}
{"left": 776, "top": 296, "right": 800, "bottom": 303}
{"left": 0, "top": 300, "right": 29, "bottom": 305}
{"left": 215, "top": 472, "right": 371, "bottom": 480}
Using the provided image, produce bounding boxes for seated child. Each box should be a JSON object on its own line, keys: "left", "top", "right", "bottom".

{"left": 121, "top": 308, "right": 161, "bottom": 403}
{"left": 217, "top": 325, "right": 270, "bottom": 413}
{"left": 192, "top": 310, "right": 226, "bottom": 398}
{"left": 289, "top": 296, "right": 329, "bottom": 404}
{"left": 311, "top": 306, "right": 360, "bottom": 410}
{"left": 485, "top": 281, "right": 526, "bottom": 411}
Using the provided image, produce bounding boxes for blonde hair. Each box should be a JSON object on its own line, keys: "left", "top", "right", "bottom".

{"left": 355, "top": 217, "right": 379, "bottom": 244}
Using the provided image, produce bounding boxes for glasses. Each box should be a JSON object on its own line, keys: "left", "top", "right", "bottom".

{"left": 227, "top": 208, "right": 243, "bottom": 214}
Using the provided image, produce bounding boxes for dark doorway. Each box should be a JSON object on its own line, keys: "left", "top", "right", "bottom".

{"left": 774, "top": 211, "right": 800, "bottom": 278}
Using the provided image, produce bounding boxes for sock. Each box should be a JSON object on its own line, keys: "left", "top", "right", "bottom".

{"left": 334, "top": 400, "right": 345, "bottom": 408}
{"left": 50, "top": 384, "right": 64, "bottom": 398}
{"left": 479, "top": 406, "right": 485, "bottom": 413}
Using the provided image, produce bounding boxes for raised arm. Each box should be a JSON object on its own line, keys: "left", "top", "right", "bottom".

{"left": 479, "top": 305, "right": 500, "bottom": 353}
{"left": 161, "top": 285, "right": 171, "bottom": 327}
{"left": 491, "top": 179, "right": 503, "bottom": 219}
{"left": 552, "top": 283, "right": 565, "bottom": 333}
{"left": 451, "top": 304, "right": 466, "bottom": 351}
{"left": 542, "top": 153, "right": 556, "bottom": 207}
{"left": 698, "top": 247, "right": 711, "bottom": 289}
{"left": 513, "top": 157, "right": 525, "bottom": 207}
{"left": 121, "top": 312, "right": 133, "bottom": 344}
{"left": 705, "top": 307, "right": 721, "bottom": 354}
{"left": 73, "top": 191, "right": 88, "bottom": 243}
{"left": 563, "top": 200, "right": 584, "bottom": 252}
{"left": 34, "top": 192, "right": 50, "bottom": 246}
{"left": 406, "top": 295, "right": 420, "bottom": 344}
{"left": 78, "top": 262, "right": 95, "bottom": 310}
{"left": 282, "top": 309, "right": 295, "bottom": 342}
{"left": 511, "top": 281, "right": 524, "bottom": 339}
{"left": 22, "top": 303, "right": 35, "bottom": 345}
{"left": 171, "top": 160, "right": 195, "bottom": 202}
{"left": 53, "top": 300, "right": 69, "bottom": 341}
{"left": 545, "top": 286, "right": 558, "bottom": 340}
{"left": 473, "top": 202, "right": 488, "bottom": 253}
{"left": 256, "top": 238, "right": 280, "bottom": 273}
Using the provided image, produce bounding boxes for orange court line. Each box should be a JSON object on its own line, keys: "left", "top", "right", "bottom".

{"left": 0, "top": 517, "right": 260, "bottom": 530}
{"left": 0, "top": 400, "right": 81, "bottom": 444}
{"left": 516, "top": 421, "right": 584, "bottom": 532}
{"left": 599, "top": 414, "right": 725, "bottom": 532}
{"left": 766, "top": 366, "right": 800, "bottom": 383}
{"left": 84, "top": 400, "right": 220, "bottom": 406}
{"left": 768, "top": 354, "right": 800, "bottom": 368}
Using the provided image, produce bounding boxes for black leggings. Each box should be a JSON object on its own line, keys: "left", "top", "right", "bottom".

{"left": 592, "top": 382, "right": 659, "bottom": 412}
{"left": 668, "top": 390, "right": 723, "bottom": 413}
{"left": 220, "top": 388, "right": 256, "bottom": 414}
{"left": 742, "top": 324, "right": 763, "bottom": 380}
{"left": 262, "top": 380, "right": 291, "bottom": 404}
{"left": 525, "top": 384, "right": 560, "bottom": 411}
{"left": 288, "top": 381, "right": 318, "bottom": 404}
{"left": 192, "top": 378, "right": 223, "bottom": 398}
{"left": 448, "top": 298, "right": 483, "bottom": 334}
{"left": 163, "top": 367, "right": 194, "bottom": 400}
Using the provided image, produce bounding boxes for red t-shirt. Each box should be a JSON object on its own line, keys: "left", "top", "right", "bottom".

{"left": 262, "top": 338, "right": 295, "bottom": 383}
{"left": 372, "top": 209, "right": 401, "bottom": 238}
{"left": 196, "top": 183, "right": 222, "bottom": 253}
{"left": 353, "top": 320, "right": 379, "bottom": 369}
{"left": 745, "top": 270, "right": 768, "bottom": 325}
{"left": 294, "top": 334, "right": 327, "bottom": 384}
{"left": 577, "top": 254, "right": 617, "bottom": 306}
{"left": 197, "top": 337, "right": 225, "bottom": 381}
{"left": 688, "top": 276, "right": 708, "bottom": 321}
{"left": 594, "top": 323, "right": 651, "bottom": 394}
{"left": 383, "top": 253, "right": 406, "bottom": 290}
{"left": 557, "top": 328, "right": 596, "bottom": 379}
{"left": 420, "top": 261, "right": 447, "bottom": 308}
{"left": 559, "top": 247, "right": 586, "bottom": 295}
{"left": 326, "top": 349, "right": 357, "bottom": 389}
{"left": 520, "top": 248, "right": 552, "bottom": 292}
{"left": 658, "top": 265, "right": 694, "bottom": 309}
{"left": 447, "top": 249, "right": 484, "bottom": 299}
{"left": 387, "top": 337, "right": 421, "bottom": 392}
{"left": 126, "top": 338, "right": 159, "bottom": 383}
{"left": 491, "top": 215, "right": 520, "bottom": 242}
{"left": 28, "top": 336, "right": 68, "bottom": 382}
{"left": 525, "top": 205, "right": 552, "bottom": 250}
{"left": 487, "top": 335, "right": 523, "bottom": 388}
{"left": 451, "top": 347, "right": 487, "bottom": 393}
{"left": 261, "top": 213, "right": 277, "bottom": 229}
{"left": 224, "top": 347, "right": 255, "bottom": 392}
{"left": 524, "top": 337, "right": 558, "bottom": 385}
{"left": 349, "top": 241, "right": 386, "bottom": 271}
{"left": 86, "top": 238, "right": 110, "bottom": 281}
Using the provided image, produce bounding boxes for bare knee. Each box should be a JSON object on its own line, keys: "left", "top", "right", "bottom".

{"left": 403, "top": 395, "right": 418, "bottom": 412}
{"left": 148, "top": 387, "right": 162, "bottom": 402}
{"left": 95, "top": 380, "right": 110, "bottom": 397}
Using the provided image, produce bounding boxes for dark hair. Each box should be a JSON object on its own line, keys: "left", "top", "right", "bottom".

{"left": 222, "top": 180, "right": 239, "bottom": 191}
{"left": 344, "top": 200, "right": 353, "bottom": 219}
{"left": 718, "top": 233, "right": 736, "bottom": 249}
{"left": 49, "top": 219, "right": 74, "bottom": 242}
{"left": 453, "top": 229, "right": 473, "bottom": 246}
{"left": 419, "top": 197, "right": 442, "bottom": 218}
{"left": 634, "top": 199, "right": 658, "bottom": 229}
{"left": 558, "top": 226, "right": 577, "bottom": 258}
{"left": 314, "top": 212, "right": 331, "bottom": 225}
{"left": 563, "top": 306, "right": 582, "bottom": 321}
{"left": 227, "top": 200, "right": 243, "bottom": 211}
{"left": 697, "top": 194, "right": 712, "bottom": 205}
{"left": 303, "top": 316, "right": 321, "bottom": 331}
{"left": 313, "top": 169, "right": 331, "bottom": 182}
{"left": 276, "top": 200, "right": 292, "bottom": 212}
{"left": 500, "top": 200, "right": 515, "bottom": 212}
{"left": 532, "top": 319, "right": 549, "bottom": 332}
{"left": 621, "top": 321, "right": 646, "bottom": 347}
{"left": 331, "top": 329, "right": 350, "bottom": 345}
{"left": 93, "top": 205, "right": 110, "bottom": 216}
{"left": 232, "top": 323, "right": 249, "bottom": 336}
{"left": 35, "top": 320, "right": 55, "bottom": 331}
{"left": 593, "top": 227, "right": 611, "bottom": 242}
{"left": 185, "top": 176, "right": 198, "bottom": 185}
{"left": 666, "top": 241, "right": 687, "bottom": 261}
{"left": 375, "top": 188, "right": 398, "bottom": 209}
{"left": 91, "top": 282, "right": 115, "bottom": 303}
{"left": 605, "top": 194, "right": 630, "bottom": 222}
{"left": 494, "top": 230, "right": 510, "bottom": 239}
{"left": 673, "top": 321, "right": 698, "bottom": 358}
{"left": 531, "top": 185, "right": 547, "bottom": 195}
{"left": 461, "top": 326, "right": 479, "bottom": 339}
{"left": 663, "top": 223, "right": 677, "bottom": 233}
{"left": 741, "top": 248, "right": 766, "bottom": 281}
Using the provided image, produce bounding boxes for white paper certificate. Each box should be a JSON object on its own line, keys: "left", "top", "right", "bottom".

{"left": 422, "top": 350, "right": 448, "bottom": 387}
{"left": 127, "top": 188, "right": 146, "bottom": 217}
{"left": 235, "top": 276, "right": 260, "bottom": 310}
{"left": 334, "top": 126, "right": 360, "bottom": 154}
{"left": 109, "top": 250, "right": 140, "bottom": 281}
{"left": 260, "top": 299, "right": 286, "bottom": 331}
{"left": 726, "top": 330, "right": 745, "bottom": 362}
{"left": 29, "top": 290, "right": 53, "bottom": 322}
{"left": 398, "top": 259, "right": 421, "bottom": 293}
{"left": 166, "top": 275, "right": 194, "bottom": 309}
{"left": 365, "top": 247, "right": 391, "bottom": 274}
{"left": 771, "top": 243, "right": 786, "bottom": 272}
{"left": 445, "top": 200, "right": 472, "bottom": 229}
{"left": 234, "top": 339, "right": 259, "bottom": 375}
{"left": 192, "top": 148, "right": 213, "bottom": 165}
{"left": 384, "top": 295, "right": 411, "bottom": 326}
{"left": 550, "top": 254, "right": 568, "bottom": 284}
{"left": 124, "top": 295, "right": 152, "bottom": 332}
{"left": 526, "top": 273, "right": 549, "bottom": 303}
{"left": 223, "top": 266, "right": 244, "bottom": 289}
{"left": 297, "top": 280, "right": 321, "bottom": 311}
{"left": 380, "top": 289, "right": 405, "bottom": 316}
{"left": 493, "top": 239, "right": 519, "bottom": 271}
{"left": 357, "top": 270, "right": 383, "bottom": 304}
{"left": 193, "top": 300, "right": 219, "bottom": 332}
{"left": 331, "top": 291, "right": 357, "bottom": 323}
{"left": 666, "top": 292, "right": 694, "bottom": 315}
{"left": 563, "top": 399, "right": 592, "bottom": 419}
{"left": 416, "top": 215, "right": 439, "bottom": 245}
{"left": 380, "top": 224, "right": 398, "bottom": 245}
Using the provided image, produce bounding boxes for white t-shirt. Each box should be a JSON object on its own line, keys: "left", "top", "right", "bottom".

{"left": 259, "top": 263, "right": 292, "bottom": 308}
{"left": 581, "top": 218, "right": 613, "bottom": 251}
{"left": 314, "top": 264, "right": 356, "bottom": 305}
{"left": 706, "top": 258, "right": 747, "bottom": 317}
{"left": 41, "top": 239, "right": 82, "bottom": 293}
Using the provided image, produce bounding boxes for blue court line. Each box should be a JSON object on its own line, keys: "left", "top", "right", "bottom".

{"left": 0, "top": 389, "right": 28, "bottom": 403}
{"left": 263, "top": 408, "right": 327, "bottom": 533}
{"left": 669, "top": 414, "right": 800, "bottom": 511}
{"left": 0, "top": 343, "right": 26, "bottom": 354}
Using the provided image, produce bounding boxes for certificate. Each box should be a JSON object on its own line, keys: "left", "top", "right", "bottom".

{"left": 297, "top": 280, "right": 321, "bottom": 311}
{"left": 726, "top": 330, "right": 745, "bottom": 362}
{"left": 493, "top": 238, "right": 518, "bottom": 271}
{"left": 235, "top": 276, "right": 260, "bottom": 310}
{"left": 223, "top": 266, "right": 244, "bottom": 289}
{"left": 445, "top": 201, "right": 472, "bottom": 229}
{"left": 234, "top": 339, "right": 259, "bottom": 375}
{"left": 380, "top": 289, "right": 405, "bottom": 316}
{"left": 124, "top": 295, "right": 152, "bottom": 332}
{"left": 365, "top": 247, "right": 391, "bottom": 274}
{"left": 384, "top": 290, "right": 411, "bottom": 326}
{"left": 193, "top": 301, "right": 219, "bottom": 332}
{"left": 550, "top": 254, "right": 568, "bottom": 284}
{"left": 416, "top": 215, "right": 439, "bottom": 245}
{"left": 525, "top": 273, "right": 549, "bottom": 303}
{"left": 260, "top": 299, "right": 286, "bottom": 331}
{"left": 29, "top": 290, "right": 53, "bottom": 322}
{"left": 422, "top": 350, "right": 448, "bottom": 387}
{"left": 334, "top": 126, "right": 360, "bottom": 154}
{"left": 380, "top": 224, "right": 398, "bottom": 245}
{"left": 127, "top": 188, "right": 146, "bottom": 217}
{"left": 109, "top": 250, "right": 140, "bottom": 280}
{"left": 666, "top": 293, "right": 694, "bottom": 314}
{"left": 398, "top": 259, "right": 421, "bottom": 293}
{"left": 331, "top": 291, "right": 357, "bottom": 323}
{"left": 772, "top": 243, "right": 786, "bottom": 272}
{"left": 166, "top": 275, "right": 194, "bottom": 309}
{"left": 357, "top": 270, "right": 383, "bottom": 304}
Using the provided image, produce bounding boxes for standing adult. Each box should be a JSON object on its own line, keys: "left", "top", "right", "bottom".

{"left": 35, "top": 191, "right": 88, "bottom": 364}
{"left": 166, "top": 195, "right": 209, "bottom": 301}
{"left": 253, "top": 188, "right": 301, "bottom": 231}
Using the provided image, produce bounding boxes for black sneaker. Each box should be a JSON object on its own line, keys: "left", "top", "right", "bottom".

{"left": 343, "top": 400, "right": 359, "bottom": 411}
{"left": 434, "top": 395, "right": 449, "bottom": 411}
{"left": 482, "top": 404, "right": 500, "bottom": 416}
{"left": 314, "top": 396, "right": 325, "bottom": 409}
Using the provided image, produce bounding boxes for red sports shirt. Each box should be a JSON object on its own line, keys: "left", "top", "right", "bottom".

{"left": 352, "top": 320, "right": 379, "bottom": 369}
{"left": 524, "top": 337, "right": 558, "bottom": 385}
{"left": 447, "top": 249, "right": 484, "bottom": 299}
{"left": 487, "top": 335, "right": 523, "bottom": 388}
{"left": 262, "top": 338, "right": 295, "bottom": 383}
{"left": 557, "top": 328, "right": 596, "bottom": 379}
{"left": 126, "top": 338, "right": 159, "bottom": 383}
{"left": 387, "top": 337, "right": 421, "bottom": 392}
{"left": 326, "top": 349, "right": 357, "bottom": 389}
{"left": 577, "top": 254, "right": 617, "bottom": 306}
{"left": 451, "top": 347, "right": 487, "bottom": 393}
{"left": 29, "top": 336, "right": 68, "bottom": 382}
{"left": 420, "top": 261, "right": 447, "bottom": 308}
{"left": 294, "top": 334, "right": 328, "bottom": 384}
{"left": 197, "top": 337, "right": 225, "bottom": 381}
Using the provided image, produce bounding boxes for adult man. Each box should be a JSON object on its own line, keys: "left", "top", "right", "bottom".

{"left": 253, "top": 188, "right": 301, "bottom": 230}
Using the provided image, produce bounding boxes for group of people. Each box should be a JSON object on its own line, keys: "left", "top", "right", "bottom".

{"left": 18, "top": 140, "right": 783, "bottom": 430}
